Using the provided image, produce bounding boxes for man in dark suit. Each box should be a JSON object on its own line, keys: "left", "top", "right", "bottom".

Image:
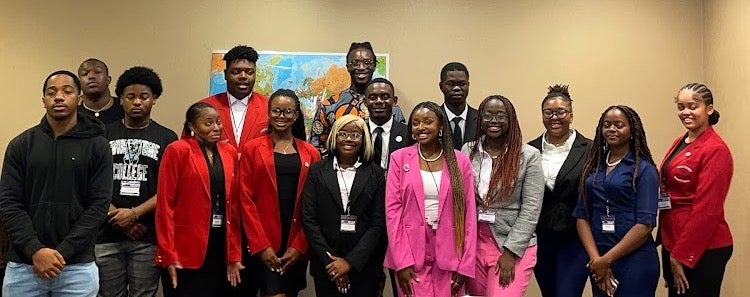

{"left": 364, "top": 78, "right": 409, "bottom": 170}
{"left": 439, "top": 62, "right": 478, "bottom": 150}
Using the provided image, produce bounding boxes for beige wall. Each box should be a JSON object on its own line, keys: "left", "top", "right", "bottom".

{"left": 3, "top": 0, "right": 744, "bottom": 296}
{"left": 703, "top": 1, "right": 749, "bottom": 296}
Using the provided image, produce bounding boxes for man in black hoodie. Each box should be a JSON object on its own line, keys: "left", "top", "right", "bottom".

{"left": 0, "top": 70, "right": 112, "bottom": 296}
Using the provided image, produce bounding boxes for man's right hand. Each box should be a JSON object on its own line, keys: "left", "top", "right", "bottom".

{"left": 31, "top": 248, "right": 65, "bottom": 279}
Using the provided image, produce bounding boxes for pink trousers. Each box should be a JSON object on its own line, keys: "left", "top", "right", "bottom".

{"left": 466, "top": 223, "right": 537, "bottom": 297}
{"left": 396, "top": 227, "right": 464, "bottom": 297}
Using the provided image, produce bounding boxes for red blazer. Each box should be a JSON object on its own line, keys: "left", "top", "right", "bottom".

{"left": 659, "top": 126, "right": 733, "bottom": 268}
{"left": 238, "top": 135, "right": 321, "bottom": 255}
{"left": 201, "top": 92, "right": 269, "bottom": 149}
{"left": 155, "top": 137, "right": 241, "bottom": 269}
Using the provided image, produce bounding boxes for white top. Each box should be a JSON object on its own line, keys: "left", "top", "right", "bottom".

{"left": 227, "top": 92, "right": 249, "bottom": 144}
{"left": 471, "top": 141, "right": 503, "bottom": 207}
{"left": 444, "top": 104, "right": 468, "bottom": 139}
{"left": 368, "top": 117, "right": 393, "bottom": 169}
{"left": 334, "top": 157, "right": 361, "bottom": 213}
{"left": 421, "top": 169, "right": 442, "bottom": 224}
{"left": 541, "top": 130, "right": 576, "bottom": 190}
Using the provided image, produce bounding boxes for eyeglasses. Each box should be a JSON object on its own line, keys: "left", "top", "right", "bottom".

{"left": 270, "top": 108, "right": 297, "bottom": 117}
{"left": 481, "top": 112, "right": 509, "bottom": 122}
{"left": 347, "top": 59, "right": 374, "bottom": 68}
{"left": 336, "top": 131, "right": 363, "bottom": 140}
{"left": 542, "top": 109, "right": 570, "bottom": 118}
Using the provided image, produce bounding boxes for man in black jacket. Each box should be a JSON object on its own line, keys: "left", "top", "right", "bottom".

{"left": 0, "top": 70, "right": 112, "bottom": 296}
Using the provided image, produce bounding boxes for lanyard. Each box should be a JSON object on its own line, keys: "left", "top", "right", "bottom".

{"left": 338, "top": 168, "right": 352, "bottom": 215}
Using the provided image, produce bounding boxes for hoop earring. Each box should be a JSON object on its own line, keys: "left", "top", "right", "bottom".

{"left": 438, "top": 130, "right": 443, "bottom": 137}
{"left": 411, "top": 134, "right": 417, "bottom": 140}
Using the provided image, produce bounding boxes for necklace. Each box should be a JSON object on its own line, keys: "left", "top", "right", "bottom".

{"left": 275, "top": 140, "right": 293, "bottom": 154}
{"left": 418, "top": 144, "right": 444, "bottom": 162}
{"left": 82, "top": 96, "right": 113, "bottom": 117}
{"left": 606, "top": 151, "right": 623, "bottom": 167}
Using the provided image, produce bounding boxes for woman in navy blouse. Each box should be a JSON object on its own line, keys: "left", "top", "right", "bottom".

{"left": 573, "top": 105, "right": 659, "bottom": 297}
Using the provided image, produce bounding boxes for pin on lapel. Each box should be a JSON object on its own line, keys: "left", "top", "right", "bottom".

{"left": 404, "top": 164, "right": 410, "bottom": 172}
{"left": 395, "top": 135, "right": 403, "bottom": 143}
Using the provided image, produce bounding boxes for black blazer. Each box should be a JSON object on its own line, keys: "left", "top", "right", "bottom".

{"left": 528, "top": 132, "right": 592, "bottom": 237}
{"left": 301, "top": 158, "right": 386, "bottom": 279}
{"left": 368, "top": 120, "right": 409, "bottom": 171}
{"left": 442, "top": 104, "right": 478, "bottom": 149}
{"left": 388, "top": 121, "right": 410, "bottom": 155}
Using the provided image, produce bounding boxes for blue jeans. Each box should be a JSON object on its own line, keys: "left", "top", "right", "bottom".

{"left": 95, "top": 241, "right": 160, "bottom": 297}
{"left": 2, "top": 261, "right": 98, "bottom": 297}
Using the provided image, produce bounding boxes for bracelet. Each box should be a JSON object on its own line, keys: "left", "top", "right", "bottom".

{"left": 130, "top": 208, "right": 139, "bottom": 220}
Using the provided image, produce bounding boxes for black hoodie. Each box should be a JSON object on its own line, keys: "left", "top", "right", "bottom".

{"left": 0, "top": 113, "right": 113, "bottom": 265}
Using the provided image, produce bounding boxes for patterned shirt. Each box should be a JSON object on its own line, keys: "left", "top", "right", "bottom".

{"left": 310, "top": 88, "right": 405, "bottom": 151}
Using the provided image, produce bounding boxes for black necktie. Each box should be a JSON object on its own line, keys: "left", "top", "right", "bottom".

{"left": 373, "top": 127, "right": 384, "bottom": 167}
{"left": 452, "top": 117, "right": 463, "bottom": 150}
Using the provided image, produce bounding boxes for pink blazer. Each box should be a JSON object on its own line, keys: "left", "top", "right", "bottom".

{"left": 384, "top": 145, "right": 477, "bottom": 278}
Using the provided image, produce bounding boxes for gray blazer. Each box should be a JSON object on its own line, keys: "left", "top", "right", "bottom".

{"left": 462, "top": 142, "right": 544, "bottom": 257}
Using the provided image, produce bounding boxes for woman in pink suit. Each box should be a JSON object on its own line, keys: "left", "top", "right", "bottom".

{"left": 384, "top": 101, "right": 477, "bottom": 297}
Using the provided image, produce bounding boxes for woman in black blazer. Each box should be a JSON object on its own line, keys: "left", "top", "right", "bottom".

{"left": 302, "top": 114, "right": 386, "bottom": 297}
{"left": 528, "top": 85, "right": 592, "bottom": 297}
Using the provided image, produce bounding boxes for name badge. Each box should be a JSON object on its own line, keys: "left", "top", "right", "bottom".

{"left": 340, "top": 215, "right": 357, "bottom": 233}
{"left": 120, "top": 181, "right": 141, "bottom": 197}
{"left": 212, "top": 213, "right": 223, "bottom": 228}
{"left": 658, "top": 191, "right": 672, "bottom": 210}
{"left": 478, "top": 210, "right": 496, "bottom": 224}
{"left": 601, "top": 215, "right": 616, "bottom": 233}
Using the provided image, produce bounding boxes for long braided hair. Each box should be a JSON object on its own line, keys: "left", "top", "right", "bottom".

{"left": 468, "top": 95, "right": 523, "bottom": 203}
{"left": 578, "top": 105, "right": 655, "bottom": 216}
{"left": 407, "top": 101, "right": 467, "bottom": 252}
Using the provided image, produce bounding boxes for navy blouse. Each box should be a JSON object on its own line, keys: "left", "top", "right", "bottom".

{"left": 573, "top": 151, "right": 659, "bottom": 248}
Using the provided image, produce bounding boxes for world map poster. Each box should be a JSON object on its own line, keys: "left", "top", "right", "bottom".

{"left": 209, "top": 51, "right": 390, "bottom": 138}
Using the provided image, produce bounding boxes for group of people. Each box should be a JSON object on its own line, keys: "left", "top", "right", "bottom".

{"left": 0, "top": 40, "right": 734, "bottom": 297}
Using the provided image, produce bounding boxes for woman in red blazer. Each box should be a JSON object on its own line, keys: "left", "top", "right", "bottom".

{"left": 238, "top": 89, "right": 321, "bottom": 297}
{"left": 155, "top": 102, "right": 243, "bottom": 297}
{"left": 659, "top": 83, "right": 733, "bottom": 297}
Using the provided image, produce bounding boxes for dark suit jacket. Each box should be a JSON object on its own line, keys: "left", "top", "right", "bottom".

{"left": 301, "top": 158, "right": 386, "bottom": 279}
{"left": 237, "top": 135, "right": 321, "bottom": 255}
{"left": 442, "top": 105, "right": 478, "bottom": 149}
{"left": 529, "top": 132, "right": 592, "bottom": 237}
{"left": 368, "top": 120, "right": 410, "bottom": 170}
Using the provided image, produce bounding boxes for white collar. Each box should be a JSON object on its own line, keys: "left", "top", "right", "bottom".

{"left": 368, "top": 117, "right": 393, "bottom": 134}
{"left": 227, "top": 92, "right": 250, "bottom": 105}
{"left": 333, "top": 156, "right": 362, "bottom": 171}
{"left": 542, "top": 130, "right": 577, "bottom": 151}
{"left": 444, "top": 104, "right": 468, "bottom": 121}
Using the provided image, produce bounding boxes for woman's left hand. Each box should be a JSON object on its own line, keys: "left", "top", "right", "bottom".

{"left": 326, "top": 253, "right": 351, "bottom": 280}
{"left": 226, "top": 261, "right": 245, "bottom": 287}
{"left": 588, "top": 255, "right": 611, "bottom": 282}
{"left": 278, "top": 247, "right": 302, "bottom": 274}
{"left": 450, "top": 272, "right": 467, "bottom": 296}
{"left": 495, "top": 250, "right": 517, "bottom": 287}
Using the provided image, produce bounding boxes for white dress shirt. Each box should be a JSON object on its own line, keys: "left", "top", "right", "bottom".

{"left": 368, "top": 118, "right": 393, "bottom": 169}
{"left": 444, "top": 104, "right": 468, "bottom": 139}
{"left": 228, "top": 92, "right": 249, "bottom": 144}
{"left": 334, "top": 157, "right": 362, "bottom": 213}
{"left": 541, "top": 130, "right": 577, "bottom": 190}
